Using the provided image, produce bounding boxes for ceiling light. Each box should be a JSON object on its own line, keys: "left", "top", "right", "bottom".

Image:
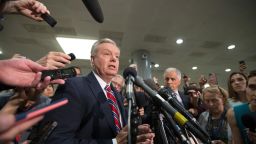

{"left": 56, "top": 37, "right": 97, "bottom": 60}
{"left": 225, "top": 68, "right": 231, "bottom": 72}
{"left": 0, "top": 51, "right": 2, "bottom": 54}
{"left": 176, "top": 39, "right": 183, "bottom": 44}
{"left": 192, "top": 66, "right": 198, "bottom": 70}
{"left": 227, "top": 44, "right": 235, "bottom": 50}
{"left": 154, "top": 64, "right": 159, "bottom": 68}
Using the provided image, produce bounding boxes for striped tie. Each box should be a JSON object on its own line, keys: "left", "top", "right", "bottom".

{"left": 105, "top": 85, "right": 121, "bottom": 133}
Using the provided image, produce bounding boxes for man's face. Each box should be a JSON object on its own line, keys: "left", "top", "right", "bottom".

{"left": 164, "top": 71, "right": 180, "bottom": 91}
{"left": 246, "top": 76, "right": 256, "bottom": 107}
{"left": 112, "top": 76, "right": 124, "bottom": 93}
{"left": 91, "top": 43, "right": 120, "bottom": 82}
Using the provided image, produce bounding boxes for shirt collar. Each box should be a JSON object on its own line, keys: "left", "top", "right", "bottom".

{"left": 93, "top": 71, "right": 111, "bottom": 91}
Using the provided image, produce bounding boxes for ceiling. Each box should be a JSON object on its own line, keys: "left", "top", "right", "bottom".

{"left": 0, "top": 0, "right": 255, "bottom": 87}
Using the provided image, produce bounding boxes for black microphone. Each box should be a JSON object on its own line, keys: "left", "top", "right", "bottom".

{"left": 242, "top": 113, "right": 256, "bottom": 132}
{"left": 134, "top": 92, "right": 147, "bottom": 108}
{"left": 132, "top": 76, "right": 211, "bottom": 144}
{"left": 68, "top": 53, "right": 76, "bottom": 61}
{"left": 161, "top": 109, "right": 190, "bottom": 144}
{"left": 123, "top": 67, "right": 139, "bottom": 144}
{"left": 159, "top": 87, "right": 195, "bottom": 121}
{"left": 41, "top": 13, "right": 57, "bottom": 27}
{"left": 123, "top": 67, "right": 137, "bottom": 100}
{"left": 82, "top": 0, "right": 104, "bottom": 23}
{"left": 159, "top": 87, "right": 210, "bottom": 140}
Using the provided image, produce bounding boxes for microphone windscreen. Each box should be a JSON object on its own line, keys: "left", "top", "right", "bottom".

{"left": 123, "top": 67, "right": 137, "bottom": 79}
{"left": 68, "top": 53, "right": 76, "bottom": 61}
{"left": 82, "top": 0, "right": 104, "bottom": 23}
{"left": 135, "top": 92, "right": 147, "bottom": 107}
{"left": 241, "top": 113, "right": 256, "bottom": 132}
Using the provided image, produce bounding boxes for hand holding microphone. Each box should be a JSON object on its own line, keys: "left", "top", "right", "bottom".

{"left": 0, "top": 0, "right": 57, "bottom": 27}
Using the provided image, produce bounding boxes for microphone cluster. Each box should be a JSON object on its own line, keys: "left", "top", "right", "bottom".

{"left": 122, "top": 67, "right": 212, "bottom": 144}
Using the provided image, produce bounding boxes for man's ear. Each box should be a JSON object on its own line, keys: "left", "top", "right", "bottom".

{"left": 90, "top": 56, "right": 94, "bottom": 67}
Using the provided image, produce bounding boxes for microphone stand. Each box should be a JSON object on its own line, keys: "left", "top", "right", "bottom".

{"left": 159, "top": 88, "right": 210, "bottom": 140}
{"left": 125, "top": 76, "right": 140, "bottom": 144}
{"left": 133, "top": 76, "right": 212, "bottom": 144}
{"left": 150, "top": 105, "right": 169, "bottom": 144}
{"left": 161, "top": 109, "right": 191, "bottom": 144}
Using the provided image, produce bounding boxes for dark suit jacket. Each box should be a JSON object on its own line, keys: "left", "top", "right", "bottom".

{"left": 178, "top": 91, "right": 190, "bottom": 110}
{"left": 41, "top": 72, "right": 127, "bottom": 144}
{"left": 164, "top": 87, "right": 190, "bottom": 110}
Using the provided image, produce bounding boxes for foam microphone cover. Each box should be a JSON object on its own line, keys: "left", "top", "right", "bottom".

{"left": 82, "top": 0, "right": 104, "bottom": 23}
{"left": 241, "top": 113, "right": 256, "bottom": 132}
{"left": 135, "top": 92, "right": 147, "bottom": 107}
{"left": 123, "top": 67, "right": 137, "bottom": 79}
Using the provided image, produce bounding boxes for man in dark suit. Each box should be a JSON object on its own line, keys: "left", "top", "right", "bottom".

{"left": 163, "top": 67, "right": 190, "bottom": 109}
{"left": 39, "top": 38, "right": 154, "bottom": 144}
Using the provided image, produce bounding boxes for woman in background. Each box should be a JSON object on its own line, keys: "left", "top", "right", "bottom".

{"left": 198, "top": 85, "right": 231, "bottom": 144}
{"left": 227, "top": 72, "right": 247, "bottom": 107}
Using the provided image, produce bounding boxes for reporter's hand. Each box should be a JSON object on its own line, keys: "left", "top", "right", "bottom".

{"left": 211, "top": 140, "right": 225, "bottom": 144}
{"left": 36, "top": 51, "right": 71, "bottom": 69}
{"left": 138, "top": 107, "right": 144, "bottom": 116}
{"left": 0, "top": 0, "right": 50, "bottom": 21}
{"left": 0, "top": 58, "right": 65, "bottom": 88}
{"left": 0, "top": 92, "right": 25, "bottom": 114}
{"left": 116, "top": 125, "right": 128, "bottom": 144}
{"left": 116, "top": 124, "right": 154, "bottom": 144}
{"left": 248, "top": 131, "right": 256, "bottom": 144}
{"left": 136, "top": 124, "right": 154, "bottom": 144}
{"left": 0, "top": 113, "right": 43, "bottom": 143}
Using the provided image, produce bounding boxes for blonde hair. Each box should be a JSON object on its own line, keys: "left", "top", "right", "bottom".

{"left": 202, "top": 85, "right": 229, "bottom": 105}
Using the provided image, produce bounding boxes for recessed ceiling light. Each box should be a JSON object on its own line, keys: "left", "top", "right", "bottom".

{"left": 154, "top": 64, "right": 159, "bottom": 68}
{"left": 225, "top": 68, "right": 231, "bottom": 72}
{"left": 56, "top": 37, "right": 97, "bottom": 60}
{"left": 0, "top": 51, "right": 2, "bottom": 54}
{"left": 176, "top": 38, "right": 183, "bottom": 44}
{"left": 227, "top": 44, "right": 235, "bottom": 50}
{"left": 192, "top": 66, "right": 198, "bottom": 70}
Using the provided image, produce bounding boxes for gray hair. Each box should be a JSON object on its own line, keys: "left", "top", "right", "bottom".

{"left": 90, "top": 38, "right": 117, "bottom": 56}
{"left": 164, "top": 67, "right": 182, "bottom": 80}
{"left": 112, "top": 74, "right": 125, "bottom": 86}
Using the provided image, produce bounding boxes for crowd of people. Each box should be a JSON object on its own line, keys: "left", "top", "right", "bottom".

{"left": 0, "top": 0, "right": 255, "bottom": 144}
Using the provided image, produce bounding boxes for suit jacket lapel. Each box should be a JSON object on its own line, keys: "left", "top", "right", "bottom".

{"left": 86, "top": 72, "right": 117, "bottom": 134}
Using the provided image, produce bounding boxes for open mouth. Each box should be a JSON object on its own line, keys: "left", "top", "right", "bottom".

{"left": 108, "top": 65, "right": 116, "bottom": 69}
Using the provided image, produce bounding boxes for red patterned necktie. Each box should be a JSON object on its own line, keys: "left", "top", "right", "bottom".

{"left": 105, "top": 85, "right": 121, "bottom": 132}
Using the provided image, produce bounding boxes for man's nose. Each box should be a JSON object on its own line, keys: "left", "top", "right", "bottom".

{"left": 110, "top": 54, "right": 117, "bottom": 61}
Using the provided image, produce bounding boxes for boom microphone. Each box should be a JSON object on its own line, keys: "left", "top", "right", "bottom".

{"left": 82, "top": 0, "right": 104, "bottom": 23}
{"left": 241, "top": 113, "right": 256, "bottom": 132}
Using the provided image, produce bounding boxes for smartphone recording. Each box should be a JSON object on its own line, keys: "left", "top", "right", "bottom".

{"left": 41, "top": 67, "right": 77, "bottom": 81}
